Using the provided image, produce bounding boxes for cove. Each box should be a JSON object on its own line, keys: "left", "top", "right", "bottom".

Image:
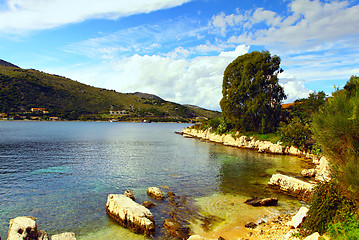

{"left": 0, "top": 121, "right": 312, "bottom": 239}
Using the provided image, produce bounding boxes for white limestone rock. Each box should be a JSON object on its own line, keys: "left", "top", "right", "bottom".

{"left": 315, "top": 156, "right": 331, "bottom": 182}
{"left": 147, "top": 187, "right": 165, "bottom": 200}
{"left": 106, "top": 194, "right": 155, "bottom": 235}
{"left": 287, "top": 207, "right": 309, "bottom": 228}
{"left": 7, "top": 216, "right": 38, "bottom": 240}
{"left": 268, "top": 174, "right": 314, "bottom": 201}
{"left": 51, "top": 232, "right": 76, "bottom": 240}
{"left": 304, "top": 232, "right": 320, "bottom": 240}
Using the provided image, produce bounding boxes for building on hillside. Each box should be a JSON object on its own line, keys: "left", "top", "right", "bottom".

{"left": 109, "top": 110, "right": 127, "bottom": 115}
{"left": 31, "top": 108, "right": 46, "bottom": 112}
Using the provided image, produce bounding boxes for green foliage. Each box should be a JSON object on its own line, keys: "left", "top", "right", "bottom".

{"left": 312, "top": 76, "right": 359, "bottom": 201}
{"left": 278, "top": 116, "right": 312, "bottom": 149}
{"left": 201, "top": 117, "right": 231, "bottom": 134}
{"left": 0, "top": 65, "right": 219, "bottom": 120}
{"left": 290, "top": 91, "right": 326, "bottom": 124}
{"left": 328, "top": 213, "right": 359, "bottom": 240}
{"left": 220, "top": 51, "right": 286, "bottom": 133}
{"left": 303, "top": 181, "right": 356, "bottom": 235}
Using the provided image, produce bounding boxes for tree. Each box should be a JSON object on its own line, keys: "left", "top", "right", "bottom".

{"left": 312, "top": 76, "right": 359, "bottom": 202}
{"left": 220, "top": 51, "right": 286, "bottom": 133}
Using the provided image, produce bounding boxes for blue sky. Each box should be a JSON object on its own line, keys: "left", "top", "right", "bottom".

{"left": 1, "top": 0, "right": 359, "bottom": 110}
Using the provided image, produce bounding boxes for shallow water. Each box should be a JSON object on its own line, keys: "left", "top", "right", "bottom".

{"left": 0, "top": 121, "right": 311, "bottom": 239}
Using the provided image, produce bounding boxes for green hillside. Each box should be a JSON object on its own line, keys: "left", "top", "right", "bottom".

{"left": 0, "top": 64, "right": 220, "bottom": 121}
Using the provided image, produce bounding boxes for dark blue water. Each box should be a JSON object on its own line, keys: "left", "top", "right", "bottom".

{"left": 0, "top": 121, "right": 310, "bottom": 239}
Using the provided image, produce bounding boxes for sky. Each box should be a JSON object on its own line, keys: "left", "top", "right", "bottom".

{"left": 1, "top": 0, "right": 359, "bottom": 111}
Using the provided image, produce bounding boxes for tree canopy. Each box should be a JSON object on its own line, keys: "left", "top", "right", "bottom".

{"left": 220, "top": 51, "right": 286, "bottom": 133}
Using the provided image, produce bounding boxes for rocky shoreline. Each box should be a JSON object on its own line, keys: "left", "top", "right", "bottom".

{"left": 179, "top": 127, "right": 331, "bottom": 239}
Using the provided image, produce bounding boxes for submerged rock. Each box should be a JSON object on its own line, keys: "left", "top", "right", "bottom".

{"left": 147, "top": 187, "right": 165, "bottom": 200}
{"left": 268, "top": 174, "right": 314, "bottom": 201}
{"left": 244, "top": 197, "right": 278, "bottom": 207}
{"left": 141, "top": 201, "right": 156, "bottom": 209}
{"left": 106, "top": 194, "right": 155, "bottom": 235}
{"left": 51, "top": 232, "right": 76, "bottom": 240}
{"left": 163, "top": 218, "right": 190, "bottom": 239}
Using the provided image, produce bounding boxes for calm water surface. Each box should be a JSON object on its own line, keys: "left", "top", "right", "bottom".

{"left": 0, "top": 121, "right": 311, "bottom": 239}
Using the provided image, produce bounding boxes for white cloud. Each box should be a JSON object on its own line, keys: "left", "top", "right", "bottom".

{"left": 0, "top": 0, "right": 192, "bottom": 33}
{"left": 219, "top": 45, "right": 250, "bottom": 57}
{"left": 50, "top": 45, "right": 250, "bottom": 111}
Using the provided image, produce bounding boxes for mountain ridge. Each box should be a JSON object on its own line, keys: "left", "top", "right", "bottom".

{"left": 0, "top": 61, "right": 220, "bottom": 121}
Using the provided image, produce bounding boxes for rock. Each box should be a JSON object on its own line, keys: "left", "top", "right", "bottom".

{"left": 163, "top": 218, "right": 190, "bottom": 239}
{"left": 245, "top": 221, "right": 258, "bottom": 229}
{"left": 106, "top": 194, "right": 155, "bottom": 235}
{"left": 124, "top": 190, "right": 135, "bottom": 201}
{"left": 7, "top": 216, "right": 38, "bottom": 240}
{"left": 304, "top": 232, "right": 320, "bottom": 240}
{"left": 187, "top": 235, "right": 214, "bottom": 240}
{"left": 301, "top": 169, "right": 316, "bottom": 178}
{"left": 147, "top": 187, "right": 165, "bottom": 200}
{"left": 315, "top": 156, "right": 331, "bottom": 182}
{"left": 51, "top": 232, "right": 76, "bottom": 240}
{"left": 287, "top": 207, "right": 309, "bottom": 228}
{"left": 141, "top": 201, "right": 156, "bottom": 209}
{"left": 37, "top": 230, "right": 49, "bottom": 240}
{"left": 244, "top": 197, "right": 278, "bottom": 207}
{"left": 268, "top": 174, "right": 314, "bottom": 201}
{"left": 167, "top": 191, "right": 176, "bottom": 198}
{"left": 286, "top": 146, "right": 303, "bottom": 156}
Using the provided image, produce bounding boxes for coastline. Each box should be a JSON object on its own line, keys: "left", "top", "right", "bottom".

{"left": 180, "top": 127, "right": 328, "bottom": 240}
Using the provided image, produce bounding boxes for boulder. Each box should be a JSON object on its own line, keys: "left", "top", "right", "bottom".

{"left": 268, "top": 174, "right": 314, "bottom": 201}
{"left": 163, "top": 218, "right": 189, "bottom": 239}
{"left": 106, "top": 194, "right": 155, "bottom": 235}
{"left": 315, "top": 156, "right": 331, "bottom": 182}
{"left": 124, "top": 190, "right": 135, "bottom": 201}
{"left": 304, "top": 232, "right": 320, "bottom": 240}
{"left": 244, "top": 197, "right": 278, "bottom": 207}
{"left": 301, "top": 169, "right": 316, "bottom": 178}
{"left": 37, "top": 231, "right": 49, "bottom": 240}
{"left": 287, "top": 207, "right": 309, "bottom": 228}
{"left": 147, "top": 187, "right": 165, "bottom": 200}
{"left": 244, "top": 221, "right": 258, "bottom": 229}
{"left": 7, "top": 216, "right": 39, "bottom": 240}
{"left": 187, "top": 235, "right": 215, "bottom": 240}
{"left": 51, "top": 232, "right": 76, "bottom": 240}
{"left": 141, "top": 201, "right": 156, "bottom": 209}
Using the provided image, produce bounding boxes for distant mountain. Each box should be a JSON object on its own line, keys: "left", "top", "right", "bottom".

{"left": 0, "top": 63, "right": 220, "bottom": 120}
{"left": 0, "top": 59, "right": 19, "bottom": 68}
{"left": 129, "top": 92, "right": 163, "bottom": 101}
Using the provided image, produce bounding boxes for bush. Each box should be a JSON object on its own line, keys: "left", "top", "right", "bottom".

{"left": 303, "top": 181, "right": 355, "bottom": 235}
{"left": 312, "top": 76, "right": 359, "bottom": 201}
{"left": 328, "top": 213, "right": 359, "bottom": 240}
{"left": 278, "top": 116, "right": 312, "bottom": 149}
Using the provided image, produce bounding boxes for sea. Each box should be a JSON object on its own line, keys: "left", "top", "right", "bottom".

{"left": 0, "top": 121, "right": 311, "bottom": 239}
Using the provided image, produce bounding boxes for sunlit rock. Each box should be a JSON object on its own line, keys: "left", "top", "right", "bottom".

{"left": 304, "top": 232, "right": 320, "bottom": 240}
{"left": 7, "top": 216, "right": 39, "bottom": 240}
{"left": 51, "top": 232, "right": 76, "bottom": 240}
{"left": 147, "top": 187, "right": 165, "bottom": 200}
{"left": 124, "top": 190, "right": 135, "bottom": 201}
{"left": 106, "top": 194, "right": 155, "bottom": 235}
{"left": 286, "top": 207, "right": 309, "bottom": 228}
{"left": 301, "top": 169, "right": 316, "bottom": 178}
{"left": 315, "top": 156, "right": 331, "bottom": 182}
{"left": 268, "top": 174, "right": 314, "bottom": 201}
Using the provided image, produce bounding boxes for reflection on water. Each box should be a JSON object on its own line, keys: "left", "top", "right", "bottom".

{"left": 0, "top": 121, "right": 311, "bottom": 239}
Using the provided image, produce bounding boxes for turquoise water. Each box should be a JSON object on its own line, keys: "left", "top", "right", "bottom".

{"left": 0, "top": 121, "right": 311, "bottom": 239}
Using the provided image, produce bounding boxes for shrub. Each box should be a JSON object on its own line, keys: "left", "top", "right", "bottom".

{"left": 328, "top": 213, "right": 359, "bottom": 240}
{"left": 278, "top": 116, "right": 312, "bottom": 149}
{"left": 303, "top": 181, "right": 355, "bottom": 235}
{"left": 312, "top": 76, "right": 359, "bottom": 202}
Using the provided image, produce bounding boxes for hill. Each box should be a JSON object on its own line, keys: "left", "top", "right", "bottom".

{"left": 0, "top": 64, "right": 220, "bottom": 121}
{"left": 0, "top": 59, "right": 19, "bottom": 68}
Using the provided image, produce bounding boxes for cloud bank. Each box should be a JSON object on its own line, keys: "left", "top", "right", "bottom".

{"left": 0, "top": 0, "right": 191, "bottom": 33}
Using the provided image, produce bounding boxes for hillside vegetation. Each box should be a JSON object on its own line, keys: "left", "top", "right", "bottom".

{"left": 0, "top": 64, "right": 220, "bottom": 121}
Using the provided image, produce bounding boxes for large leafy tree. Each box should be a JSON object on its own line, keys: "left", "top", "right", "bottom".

{"left": 220, "top": 51, "right": 286, "bottom": 133}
